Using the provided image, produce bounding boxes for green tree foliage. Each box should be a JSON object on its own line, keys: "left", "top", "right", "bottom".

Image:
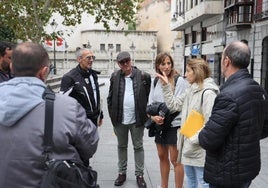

{"left": 0, "top": 26, "right": 15, "bottom": 42}
{"left": 0, "top": 0, "right": 143, "bottom": 43}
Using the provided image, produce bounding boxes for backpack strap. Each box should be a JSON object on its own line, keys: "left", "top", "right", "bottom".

{"left": 42, "top": 87, "right": 56, "bottom": 161}
{"left": 141, "top": 71, "right": 151, "bottom": 97}
{"left": 154, "top": 74, "right": 180, "bottom": 88}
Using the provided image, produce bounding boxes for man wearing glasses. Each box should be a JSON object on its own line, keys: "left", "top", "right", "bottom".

{"left": 60, "top": 48, "right": 103, "bottom": 127}
{"left": 107, "top": 51, "right": 151, "bottom": 188}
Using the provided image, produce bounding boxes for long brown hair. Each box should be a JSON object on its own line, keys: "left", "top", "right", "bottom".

{"left": 155, "top": 52, "right": 178, "bottom": 87}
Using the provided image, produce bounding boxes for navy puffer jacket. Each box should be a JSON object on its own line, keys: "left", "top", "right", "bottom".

{"left": 199, "top": 69, "right": 268, "bottom": 187}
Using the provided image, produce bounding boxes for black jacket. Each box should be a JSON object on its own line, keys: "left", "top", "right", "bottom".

{"left": 107, "top": 67, "right": 151, "bottom": 127}
{"left": 0, "top": 70, "right": 12, "bottom": 83}
{"left": 199, "top": 69, "right": 268, "bottom": 187}
{"left": 60, "top": 65, "right": 103, "bottom": 125}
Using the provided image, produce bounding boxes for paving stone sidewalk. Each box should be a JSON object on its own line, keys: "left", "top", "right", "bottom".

{"left": 91, "top": 77, "right": 268, "bottom": 188}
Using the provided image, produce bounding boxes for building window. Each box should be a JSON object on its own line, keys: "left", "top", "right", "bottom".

{"left": 238, "top": 5, "right": 252, "bottom": 22}
{"left": 100, "top": 44, "right": 105, "bottom": 51}
{"left": 116, "top": 44, "right": 121, "bottom": 52}
{"left": 201, "top": 27, "right": 207, "bottom": 42}
{"left": 192, "top": 31, "right": 196, "bottom": 43}
{"left": 108, "top": 44, "right": 114, "bottom": 50}
{"left": 185, "top": 33, "right": 191, "bottom": 45}
{"left": 225, "top": 0, "right": 253, "bottom": 25}
{"left": 254, "top": 0, "right": 268, "bottom": 20}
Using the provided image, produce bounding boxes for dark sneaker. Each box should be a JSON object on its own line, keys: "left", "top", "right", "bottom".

{"left": 136, "top": 176, "right": 147, "bottom": 188}
{"left": 114, "top": 174, "right": 126, "bottom": 186}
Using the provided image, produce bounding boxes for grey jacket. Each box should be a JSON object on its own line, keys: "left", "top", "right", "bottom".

{"left": 162, "top": 77, "right": 219, "bottom": 166}
{"left": 0, "top": 77, "right": 99, "bottom": 188}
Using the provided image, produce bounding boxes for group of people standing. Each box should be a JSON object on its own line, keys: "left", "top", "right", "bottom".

{"left": 0, "top": 40, "right": 267, "bottom": 188}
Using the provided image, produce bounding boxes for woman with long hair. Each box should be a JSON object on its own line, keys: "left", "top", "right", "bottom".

{"left": 148, "top": 52, "right": 187, "bottom": 188}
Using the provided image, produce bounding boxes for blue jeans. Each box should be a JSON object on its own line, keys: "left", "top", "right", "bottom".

{"left": 184, "top": 165, "right": 209, "bottom": 188}
{"left": 209, "top": 181, "right": 251, "bottom": 188}
{"left": 113, "top": 123, "right": 145, "bottom": 176}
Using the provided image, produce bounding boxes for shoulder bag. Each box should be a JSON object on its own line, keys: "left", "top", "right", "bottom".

{"left": 40, "top": 87, "right": 99, "bottom": 188}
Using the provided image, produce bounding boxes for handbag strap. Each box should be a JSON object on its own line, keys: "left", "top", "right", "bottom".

{"left": 43, "top": 87, "right": 56, "bottom": 160}
{"left": 201, "top": 88, "right": 217, "bottom": 106}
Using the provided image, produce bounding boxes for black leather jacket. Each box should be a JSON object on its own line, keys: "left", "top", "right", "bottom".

{"left": 60, "top": 65, "right": 103, "bottom": 125}
{"left": 107, "top": 67, "right": 151, "bottom": 127}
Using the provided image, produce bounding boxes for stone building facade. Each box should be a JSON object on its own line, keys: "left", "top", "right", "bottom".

{"left": 171, "top": 0, "right": 268, "bottom": 93}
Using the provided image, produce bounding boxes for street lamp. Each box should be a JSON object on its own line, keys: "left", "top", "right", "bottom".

{"left": 151, "top": 43, "right": 157, "bottom": 71}
{"left": 129, "top": 42, "right": 136, "bottom": 64}
{"left": 108, "top": 44, "right": 114, "bottom": 71}
{"left": 50, "top": 19, "right": 58, "bottom": 75}
{"left": 86, "top": 41, "right": 92, "bottom": 49}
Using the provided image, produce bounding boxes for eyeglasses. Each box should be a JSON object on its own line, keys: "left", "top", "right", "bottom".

{"left": 85, "top": 56, "right": 96, "bottom": 60}
{"left": 119, "top": 58, "right": 131, "bottom": 65}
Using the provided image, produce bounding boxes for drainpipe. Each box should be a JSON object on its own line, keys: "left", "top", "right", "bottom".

{"left": 251, "top": 0, "right": 257, "bottom": 79}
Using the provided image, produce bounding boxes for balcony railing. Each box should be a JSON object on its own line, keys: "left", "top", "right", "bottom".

{"left": 224, "top": 0, "right": 253, "bottom": 30}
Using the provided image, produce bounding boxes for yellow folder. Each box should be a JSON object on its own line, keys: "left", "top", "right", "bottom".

{"left": 180, "top": 110, "right": 204, "bottom": 138}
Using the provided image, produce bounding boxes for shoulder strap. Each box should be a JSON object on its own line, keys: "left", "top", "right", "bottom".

{"left": 174, "top": 74, "right": 180, "bottom": 86}
{"left": 43, "top": 87, "right": 56, "bottom": 160}
{"left": 201, "top": 88, "right": 217, "bottom": 105}
{"left": 153, "top": 77, "right": 158, "bottom": 87}
{"left": 141, "top": 71, "right": 151, "bottom": 97}
{"left": 154, "top": 74, "right": 180, "bottom": 88}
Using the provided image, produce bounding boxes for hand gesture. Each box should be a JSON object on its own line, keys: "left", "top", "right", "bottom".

{"left": 155, "top": 71, "right": 169, "bottom": 85}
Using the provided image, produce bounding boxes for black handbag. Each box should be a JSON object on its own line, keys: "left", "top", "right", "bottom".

{"left": 41, "top": 88, "right": 99, "bottom": 188}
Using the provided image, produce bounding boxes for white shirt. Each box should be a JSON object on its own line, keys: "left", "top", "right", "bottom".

{"left": 122, "top": 75, "right": 136, "bottom": 125}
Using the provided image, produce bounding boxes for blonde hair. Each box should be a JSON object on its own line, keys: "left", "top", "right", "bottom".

{"left": 187, "top": 58, "right": 211, "bottom": 86}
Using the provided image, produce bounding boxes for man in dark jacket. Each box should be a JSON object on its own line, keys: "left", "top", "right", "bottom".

{"left": 60, "top": 48, "right": 103, "bottom": 126}
{"left": 199, "top": 41, "right": 268, "bottom": 188}
{"left": 0, "top": 42, "right": 99, "bottom": 187}
{"left": 107, "top": 51, "right": 151, "bottom": 188}
{"left": 0, "top": 41, "right": 14, "bottom": 82}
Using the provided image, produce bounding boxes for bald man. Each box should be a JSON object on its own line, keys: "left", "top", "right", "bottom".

{"left": 199, "top": 41, "right": 268, "bottom": 188}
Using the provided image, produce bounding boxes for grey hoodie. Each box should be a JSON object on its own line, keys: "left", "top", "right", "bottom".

{"left": 0, "top": 77, "right": 46, "bottom": 126}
